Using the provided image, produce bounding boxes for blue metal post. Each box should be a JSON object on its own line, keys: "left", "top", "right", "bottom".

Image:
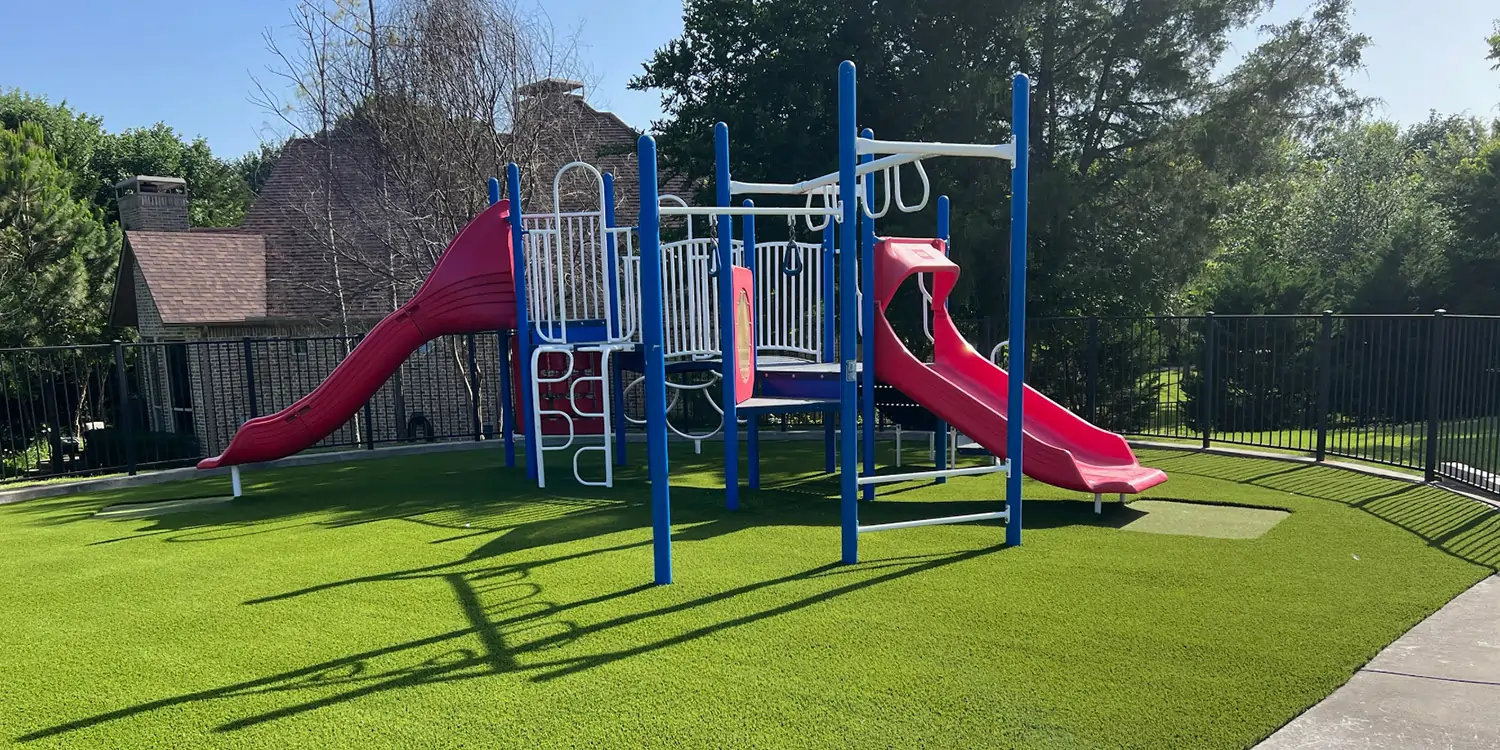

{"left": 743, "top": 200, "right": 759, "bottom": 490}
{"left": 934, "top": 195, "right": 950, "bottom": 481}
{"left": 505, "top": 164, "right": 537, "bottom": 480}
{"left": 1006, "top": 75, "right": 1031, "bottom": 547}
{"left": 488, "top": 177, "right": 517, "bottom": 468}
{"left": 638, "top": 136, "right": 673, "bottom": 585}
{"left": 822, "top": 221, "right": 836, "bottom": 474}
{"left": 715, "top": 122, "right": 740, "bottom": 510}
{"left": 838, "top": 61, "right": 860, "bottom": 564}
{"left": 859, "top": 128, "right": 877, "bottom": 501}
{"left": 604, "top": 171, "right": 627, "bottom": 466}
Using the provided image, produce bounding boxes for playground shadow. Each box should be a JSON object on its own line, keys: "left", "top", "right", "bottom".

{"left": 1148, "top": 450, "right": 1500, "bottom": 571}
{"left": 17, "top": 522, "right": 1002, "bottom": 741}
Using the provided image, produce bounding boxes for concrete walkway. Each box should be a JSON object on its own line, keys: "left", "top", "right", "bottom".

{"left": 1258, "top": 576, "right": 1500, "bottom": 749}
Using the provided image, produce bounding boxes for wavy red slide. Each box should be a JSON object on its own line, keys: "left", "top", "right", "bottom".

{"left": 872, "top": 238, "right": 1167, "bottom": 494}
{"left": 198, "top": 200, "right": 518, "bottom": 469}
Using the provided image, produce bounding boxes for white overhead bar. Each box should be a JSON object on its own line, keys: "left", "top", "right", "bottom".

{"left": 858, "top": 137, "right": 1016, "bottom": 162}
{"left": 659, "top": 205, "right": 841, "bottom": 217}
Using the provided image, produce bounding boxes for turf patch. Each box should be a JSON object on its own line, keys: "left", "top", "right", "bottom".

{"left": 1117, "top": 499, "right": 1290, "bottom": 539}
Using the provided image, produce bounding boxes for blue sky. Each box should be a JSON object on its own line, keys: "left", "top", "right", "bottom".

{"left": 1, "top": 1, "right": 1495, "bottom": 159}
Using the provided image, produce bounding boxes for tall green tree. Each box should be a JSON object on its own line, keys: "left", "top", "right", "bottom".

{"left": 632, "top": 0, "right": 1369, "bottom": 321}
{"left": 0, "top": 122, "right": 117, "bottom": 347}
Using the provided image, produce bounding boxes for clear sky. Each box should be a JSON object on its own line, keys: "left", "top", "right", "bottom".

{"left": 0, "top": 1, "right": 1495, "bottom": 160}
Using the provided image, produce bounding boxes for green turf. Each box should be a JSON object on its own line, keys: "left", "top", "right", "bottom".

{"left": 1, "top": 444, "right": 1496, "bottom": 749}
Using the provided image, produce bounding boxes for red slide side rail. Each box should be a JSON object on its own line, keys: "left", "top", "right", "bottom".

{"left": 198, "top": 200, "right": 518, "bottom": 469}
{"left": 872, "top": 237, "right": 1166, "bottom": 494}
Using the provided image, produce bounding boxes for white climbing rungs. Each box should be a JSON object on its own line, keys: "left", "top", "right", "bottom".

{"left": 856, "top": 461, "right": 1009, "bottom": 486}
{"left": 531, "top": 343, "right": 627, "bottom": 489}
{"left": 858, "top": 510, "right": 1010, "bottom": 534}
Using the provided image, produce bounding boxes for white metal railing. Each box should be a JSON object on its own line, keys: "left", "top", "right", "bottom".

{"left": 660, "top": 238, "right": 721, "bottom": 359}
{"left": 521, "top": 161, "right": 637, "bottom": 345}
{"left": 751, "top": 241, "right": 823, "bottom": 359}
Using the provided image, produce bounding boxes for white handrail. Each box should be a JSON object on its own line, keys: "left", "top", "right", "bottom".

{"left": 659, "top": 194, "right": 695, "bottom": 239}
{"left": 893, "top": 159, "right": 931, "bottom": 213}
{"left": 990, "top": 340, "right": 1009, "bottom": 364}
{"left": 660, "top": 205, "right": 840, "bottom": 217}
{"left": 857, "top": 137, "right": 1016, "bottom": 162}
{"left": 859, "top": 169, "right": 892, "bottom": 219}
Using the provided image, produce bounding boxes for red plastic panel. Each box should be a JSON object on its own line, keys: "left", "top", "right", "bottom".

{"left": 731, "top": 265, "right": 755, "bottom": 405}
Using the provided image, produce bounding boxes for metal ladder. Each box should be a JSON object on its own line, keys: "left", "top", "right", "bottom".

{"left": 529, "top": 343, "right": 628, "bottom": 488}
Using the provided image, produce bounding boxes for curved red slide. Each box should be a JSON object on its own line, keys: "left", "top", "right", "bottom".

{"left": 873, "top": 238, "right": 1166, "bottom": 494}
{"left": 198, "top": 200, "right": 518, "bottom": 469}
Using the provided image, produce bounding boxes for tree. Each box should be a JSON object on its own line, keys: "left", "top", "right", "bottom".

{"left": 632, "top": 0, "right": 1368, "bottom": 321}
{"left": 0, "top": 122, "right": 117, "bottom": 347}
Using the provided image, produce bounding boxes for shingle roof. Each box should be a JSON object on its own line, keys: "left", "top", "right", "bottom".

{"left": 126, "top": 230, "right": 267, "bottom": 324}
{"left": 113, "top": 92, "right": 683, "bottom": 331}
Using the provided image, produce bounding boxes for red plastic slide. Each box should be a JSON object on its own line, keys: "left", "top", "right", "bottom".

{"left": 198, "top": 200, "right": 518, "bottom": 469}
{"left": 872, "top": 238, "right": 1167, "bottom": 494}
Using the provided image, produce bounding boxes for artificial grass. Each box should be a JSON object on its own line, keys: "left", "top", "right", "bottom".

{"left": 1, "top": 444, "right": 1496, "bottom": 749}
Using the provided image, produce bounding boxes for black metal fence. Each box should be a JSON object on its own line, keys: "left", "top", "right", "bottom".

{"left": 2, "top": 313, "right": 1497, "bottom": 497}
{"left": 956, "top": 312, "right": 1500, "bottom": 496}
{"left": 0, "top": 333, "right": 510, "bottom": 486}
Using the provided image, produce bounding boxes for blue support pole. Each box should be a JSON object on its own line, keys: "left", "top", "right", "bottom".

{"left": 934, "top": 195, "right": 950, "bottom": 481}
{"left": 488, "top": 177, "right": 517, "bottom": 468}
{"left": 743, "top": 200, "right": 759, "bottom": 490}
{"left": 838, "top": 61, "right": 860, "bottom": 564}
{"left": 1006, "top": 74, "right": 1031, "bottom": 547}
{"left": 638, "top": 136, "right": 673, "bottom": 584}
{"left": 715, "top": 122, "right": 740, "bottom": 510}
{"left": 859, "top": 128, "right": 877, "bottom": 501}
{"left": 604, "top": 172, "right": 627, "bottom": 466}
{"left": 505, "top": 164, "right": 537, "bottom": 480}
{"left": 822, "top": 221, "right": 836, "bottom": 474}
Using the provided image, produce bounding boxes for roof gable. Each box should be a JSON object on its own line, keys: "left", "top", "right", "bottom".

{"left": 126, "top": 230, "right": 268, "bottom": 325}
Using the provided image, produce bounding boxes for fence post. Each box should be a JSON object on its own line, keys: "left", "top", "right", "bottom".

{"left": 467, "top": 334, "right": 481, "bottom": 441}
{"left": 112, "top": 340, "right": 137, "bottom": 476}
{"left": 242, "top": 337, "right": 258, "bottom": 419}
{"left": 1086, "top": 315, "right": 1099, "bottom": 423}
{"left": 1424, "top": 309, "right": 1447, "bottom": 482}
{"left": 1202, "top": 311, "right": 1216, "bottom": 450}
{"left": 1315, "top": 311, "right": 1332, "bottom": 461}
{"left": 362, "top": 399, "right": 375, "bottom": 450}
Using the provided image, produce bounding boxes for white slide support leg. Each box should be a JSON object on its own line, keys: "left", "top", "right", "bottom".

{"left": 1093, "top": 493, "right": 1102, "bottom": 514}
{"left": 231, "top": 466, "right": 243, "bottom": 498}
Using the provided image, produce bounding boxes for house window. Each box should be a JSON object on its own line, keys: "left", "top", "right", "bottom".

{"left": 293, "top": 339, "right": 309, "bottom": 357}
{"left": 417, "top": 342, "right": 431, "bottom": 356}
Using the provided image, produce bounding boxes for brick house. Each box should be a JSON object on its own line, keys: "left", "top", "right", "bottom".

{"left": 107, "top": 81, "right": 667, "bottom": 458}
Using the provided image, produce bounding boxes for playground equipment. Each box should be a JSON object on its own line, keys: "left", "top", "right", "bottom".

{"left": 198, "top": 60, "right": 1167, "bottom": 585}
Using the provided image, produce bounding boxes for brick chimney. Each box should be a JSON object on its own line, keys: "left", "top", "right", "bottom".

{"left": 114, "top": 175, "right": 189, "bottom": 231}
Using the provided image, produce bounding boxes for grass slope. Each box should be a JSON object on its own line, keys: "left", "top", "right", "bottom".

{"left": 1, "top": 445, "right": 1496, "bottom": 749}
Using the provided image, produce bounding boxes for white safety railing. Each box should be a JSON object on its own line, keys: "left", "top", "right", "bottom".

{"left": 751, "top": 241, "right": 823, "bottom": 359}
{"left": 521, "top": 161, "right": 637, "bottom": 345}
{"left": 659, "top": 237, "right": 721, "bottom": 359}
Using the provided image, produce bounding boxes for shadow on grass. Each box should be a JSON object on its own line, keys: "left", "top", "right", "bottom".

{"left": 1149, "top": 450, "right": 1500, "bottom": 570}
{"left": 18, "top": 506, "right": 1001, "bottom": 740}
